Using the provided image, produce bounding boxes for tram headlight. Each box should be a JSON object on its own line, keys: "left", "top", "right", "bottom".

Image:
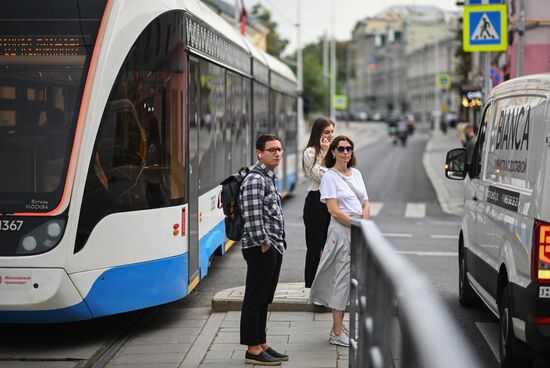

{"left": 16, "top": 220, "right": 66, "bottom": 255}
{"left": 47, "top": 222, "right": 62, "bottom": 238}
{"left": 22, "top": 236, "right": 37, "bottom": 251}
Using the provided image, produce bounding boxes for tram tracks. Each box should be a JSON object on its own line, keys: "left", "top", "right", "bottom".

{"left": 75, "top": 309, "right": 153, "bottom": 368}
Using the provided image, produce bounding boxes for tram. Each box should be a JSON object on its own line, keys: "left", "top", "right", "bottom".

{"left": 0, "top": 0, "right": 298, "bottom": 323}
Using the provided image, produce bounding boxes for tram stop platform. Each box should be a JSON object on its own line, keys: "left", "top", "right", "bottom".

{"left": 104, "top": 125, "right": 464, "bottom": 368}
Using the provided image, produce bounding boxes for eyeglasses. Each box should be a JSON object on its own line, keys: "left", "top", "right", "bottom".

{"left": 264, "top": 148, "right": 285, "bottom": 154}
{"left": 336, "top": 146, "right": 353, "bottom": 153}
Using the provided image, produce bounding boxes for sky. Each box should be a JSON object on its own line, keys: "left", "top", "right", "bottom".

{"left": 243, "top": 0, "right": 460, "bottom": 54}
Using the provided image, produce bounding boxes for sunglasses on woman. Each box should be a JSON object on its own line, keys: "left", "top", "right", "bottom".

{"left": 336, "top": 146, "right": 353, "bottom": 152}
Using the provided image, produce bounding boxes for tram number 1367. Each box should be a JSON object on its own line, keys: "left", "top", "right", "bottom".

{"left": 0, "top": 221, "right": 24, "bottom": 232}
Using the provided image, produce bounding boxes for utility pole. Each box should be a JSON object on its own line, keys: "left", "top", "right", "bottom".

{"left": 322, "top": 31, "right": 329, "bottom": 115}
{"left": 330, "top": 0, "right": 336, "bottom": 121}
{"left": 346, "top": 46, "right": 351, "bottom": 126}
{"left": 296, "top": 1, "right": 304, "bottom": 146}
{"left": 517, "top": 0, "right": 526, "bottom": 77}
{"left": 434, "top": 39, "right": 441, "bottom": 131}
{"left": 234, "top": 0, "right": 240, "bottom": 28}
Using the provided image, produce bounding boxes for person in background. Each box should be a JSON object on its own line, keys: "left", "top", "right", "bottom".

{"left": 309, "top": 135, "right": 370, "bottom": 347}
{"left": 302, "top": 117, "right": 334, "bottom": 288}
{"left": 462, "top": 123, "right": 476, "bottom": 163}
{"left": 239, "top": 134, "right": 288, "bottom": 366}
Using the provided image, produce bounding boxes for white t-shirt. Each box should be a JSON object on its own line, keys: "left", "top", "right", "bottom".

{"left": 320, "top": 168, "right": 368, "bottom": 216}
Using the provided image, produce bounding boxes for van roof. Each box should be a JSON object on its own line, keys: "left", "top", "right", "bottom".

{"left": 491, "top": 73, "right": 550, "bottom": 97}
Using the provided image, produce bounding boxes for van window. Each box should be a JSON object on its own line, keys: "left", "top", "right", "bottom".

{"left": 469, "top": 104, "right": 491, "bottom": 179}
{"left": 485, "top": 95, "right": 547, "bottom": 190}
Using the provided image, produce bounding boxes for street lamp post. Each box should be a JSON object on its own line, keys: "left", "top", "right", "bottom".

{"left": 433, "top": 39, "right": 441, "bottom": 132}
{"left": 296, "top": 0, "right": 304, "bottom": 138}
{"left": 330, "top": 0, "right": 336, "bottom": 121}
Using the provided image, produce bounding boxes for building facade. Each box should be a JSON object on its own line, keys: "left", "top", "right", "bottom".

{"left": 348, "top": 6, "right": 459, "bottom": 121}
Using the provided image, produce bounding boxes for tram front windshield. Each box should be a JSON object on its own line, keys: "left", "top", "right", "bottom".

{"left": 0, "top": 2, "right": 107, "bottom": 214}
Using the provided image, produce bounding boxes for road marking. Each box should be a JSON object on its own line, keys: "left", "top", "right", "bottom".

{"left": 430, "top": 234, "right": 459, "bottom": 240}
{"left": 369, "top": 202, "right": 384, "bottom": 217}
{"left": 382, "top": 233, "right": 413, "bottom": 238}
{"left": 405, "top": 203, "right": 426, "bottom": 218}
{"left": 475, "top": 322, "right": 500, "bottom": 362}
{"left": 396, "top": 251, "right": 457, "bottom": 257}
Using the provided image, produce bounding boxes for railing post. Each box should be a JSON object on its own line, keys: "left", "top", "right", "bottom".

{"left": 349, "top": 219, "right": 481, "bottom": 368}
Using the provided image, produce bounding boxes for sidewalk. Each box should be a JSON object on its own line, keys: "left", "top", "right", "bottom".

{"left": 106, "top": 125, "right": 465, "bottom": 368}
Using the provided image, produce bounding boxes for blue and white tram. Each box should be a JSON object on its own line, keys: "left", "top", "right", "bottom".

{"left": 0, "top": 0, "right": 298, "bottom": 323}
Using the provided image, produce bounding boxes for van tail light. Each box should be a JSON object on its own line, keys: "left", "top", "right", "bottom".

{"left": 532, "top": 219, "right": 550, "bottom": 283}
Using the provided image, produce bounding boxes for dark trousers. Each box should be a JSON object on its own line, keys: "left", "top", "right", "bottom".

{"left": 240, "top": 246, "right": 283, "bottom": 346}
{"left": 303, "top": 190, "right": 331, "bottom": 288}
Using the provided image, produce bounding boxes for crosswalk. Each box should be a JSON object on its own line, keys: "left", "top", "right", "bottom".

{"left": 370, "top": 202, "right": 429, "bottom": 218}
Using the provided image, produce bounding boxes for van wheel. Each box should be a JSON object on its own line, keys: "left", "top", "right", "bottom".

{"left": 458, "top": 246, "right": 480, "bottom": 307}
{"left": 499, "top": 285, "right": 532, "bottom": 368}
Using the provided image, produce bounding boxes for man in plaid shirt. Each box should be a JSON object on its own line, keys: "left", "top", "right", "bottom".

{"left": 239, "top": 134, "right": 288, "bottom": 366}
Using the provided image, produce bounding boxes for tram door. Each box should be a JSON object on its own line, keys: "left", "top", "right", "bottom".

{"left": 187, "top": 58, "right": 200, "bottom": 287}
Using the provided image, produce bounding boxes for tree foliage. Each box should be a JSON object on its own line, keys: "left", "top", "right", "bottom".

{"left": 288, "top": 39, "right": 354, "bottom": 114}
{"left": 252, "top": 4, "right": 289, "bottom": 57}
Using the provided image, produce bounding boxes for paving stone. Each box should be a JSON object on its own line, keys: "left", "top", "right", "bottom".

{"left": 222, "top": 311, "right": 241, "bottom": 321}
{"left": 202, "top": 349, "right": 234, "bottom": 360}
{"left": 0, "top": 363, "right": 78, "bottom": 368}
{"left": 268, "top": 312, "right": 315, "bottom": 321}
{"left": 127, "top": 333, "right": 197, "bottom": 345}
{"left": 120, "top": 343, "right": 191, "bottom": 354}
{"left": 109, "top": 352, "right": 185, "bottom": 364}
{"left": 107, "top": 364, "right": 177, "bottom": 368}
{"left": 208, "top": 343, "right": 241, "bottom": 351}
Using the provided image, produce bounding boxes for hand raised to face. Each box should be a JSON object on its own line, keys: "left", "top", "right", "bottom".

{"left": 320, "top": 136, "right": 331, "bottom": 151}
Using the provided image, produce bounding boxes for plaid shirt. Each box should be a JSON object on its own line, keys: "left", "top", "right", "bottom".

{"left": 239, "top": 162, "right": 285, "bottom": 254}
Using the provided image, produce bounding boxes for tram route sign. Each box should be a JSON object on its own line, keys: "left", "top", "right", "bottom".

{"left": 463, "top": 4, "right": 507, "bottom": 52}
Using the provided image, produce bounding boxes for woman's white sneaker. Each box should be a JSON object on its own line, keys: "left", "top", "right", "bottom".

{"left": 329, "top": 330, "right": 349, "bottom": 347}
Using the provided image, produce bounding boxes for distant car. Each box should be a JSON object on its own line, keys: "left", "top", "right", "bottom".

{"left": 356, "top": 111, "right": 368, "bottom": 121}
{"left": 371, "top": 112, "right": 382, "bottom": 121}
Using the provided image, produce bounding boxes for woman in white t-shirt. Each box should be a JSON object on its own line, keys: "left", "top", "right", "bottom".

{"left": 302, "top": 117, "right": 334, "bottom": 288}
{"left": 308, "top": 135, "right": 370, "bottom": 348}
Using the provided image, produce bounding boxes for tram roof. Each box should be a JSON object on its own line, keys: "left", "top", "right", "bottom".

{"left": 261, "top": 49, "right": 297, "bottom": 87}
{"left": 242, "top": 37, "right": 268, "bottom": 69}
{"left": 185, "top": 0, "right": 250, "bottom": 55}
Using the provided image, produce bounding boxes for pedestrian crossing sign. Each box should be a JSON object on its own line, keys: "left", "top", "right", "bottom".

{"left": 333, "top": 95, "right": 348, "bottom": 110}
{"left": 463, "top": 4, "right": 507, "bottom": 52}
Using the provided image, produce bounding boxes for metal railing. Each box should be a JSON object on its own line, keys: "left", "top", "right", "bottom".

{"left": 349, "top": 220, "right": 481, "bottom": 368}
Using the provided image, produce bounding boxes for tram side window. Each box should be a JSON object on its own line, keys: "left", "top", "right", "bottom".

{"left": 271, "top": 91, "right": 283, "bottom": 140}
{"left": 198, "top": 61, "right": 225, "bottom": 194}
{"left": 226, "top": 72, "right": 249, "bottom": 173}
{"left": 240, "top": 78, "right": 251, "bottom": 167}
{"left": 77, "top": 11, "right": 185, "bottom": 252}
{"left": 253, "top": 81, "right": 269, "bottom": 142}
{"left": 226, "top": 71, "right": 236, "bottom": 175}
{"left": 285, "top": 94, "right": 297, "bottom": 155}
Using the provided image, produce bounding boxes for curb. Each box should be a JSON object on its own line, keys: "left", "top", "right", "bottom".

{"left": 422, "top": 131, "right": 464, "bottom": 216}
{"left": 212, "top": 283, "right": 330, "bottom": 313}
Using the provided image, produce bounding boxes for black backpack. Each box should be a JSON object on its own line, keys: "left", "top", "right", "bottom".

{"left": 220, "top": 167, "right": 251, "bottom": 241}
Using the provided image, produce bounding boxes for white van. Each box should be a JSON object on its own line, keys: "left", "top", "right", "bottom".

{"left": 445, "top": 73, "right": 550, "bottom": 367}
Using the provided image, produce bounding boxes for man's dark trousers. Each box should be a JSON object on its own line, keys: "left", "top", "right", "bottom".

{"left": 240, "top": 245, "right": 283, "bottom": 345}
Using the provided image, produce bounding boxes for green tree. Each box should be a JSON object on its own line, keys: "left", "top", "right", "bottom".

{"left": 252, "top": 4, "right": 289, "bottom": 57}
{"left": 288, "top": 39, "right": 354, "bottom": 114}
